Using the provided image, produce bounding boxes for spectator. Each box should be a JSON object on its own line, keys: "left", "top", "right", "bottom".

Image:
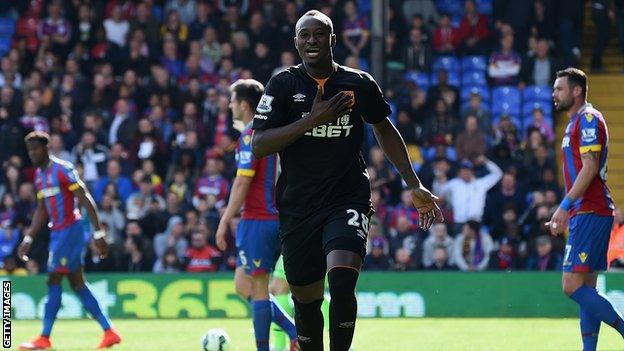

{"left": 71, "top": 130, "right": 108, "bottom": 187}
{"left": 519, "top": 39, "right": 558, "bottom": 87}
{"left": 433, "top": 14, "right": 460, "bottom": 54}
{"left": 388, "top": 215, "right": 422, "bottom": 269}
{"left": 126, "top": 175, "right": 165, "bottom": 220}
{"left": 525, "top": 108, "right": 555, "bottom": 144}
{"left": 153, "top": 216, "right": 188, "bottom": 263}
{"left": 108, "top": 99, "right": 137, "bottom": 147}
{"left": 165, "top": 0, "right": 197, "bottom": 25}
{"left": 489, "top": 237, "right": 520, "bottom": 270}
{"left": 426, "top": 70, "right": 460, "bottom": 114}
{"left": 37, "top": 1, "right": 71, "bottom": 58}
{"left": 194, "top": 157, "right": 229, "bottom": 207}
{"left": 390, "top": 190, "right": 420, "bottom": 233}
{"left": 393, "top": 248, "right": 418, "bottom": 271}
{"left": 426, "top": 247, "right": 457, "bottom": 270}
{"left": 423, "top": 99, "right": 459, "bottom": 147}
{"left": 458, "top": 0, "right": 490, "bottom": 55}
{"left": 363, "top": 236, "right": 391, "bottom": 271}
{"left": 20, "top": 98, "right": 48, "bottom": 133}
{"left": 98, "top": 194, "right": 125, "bottom": 244}
{"left": 123, "top": 235, "right": 152, "bottom": 272}
{"left": 404, "top": 27, "right": 432, "bottom": 72}
{"left": 488, "top": 34, "right": 521, "bottom": 86}
{"left": 0, "top": 106, "right": 25, "bottom": 165}
{"left": 455, "top": 115, "right": 487, "bottom": 162}
{"left": 48, "top": 132, "right": 72, "bottom": 163}
{"left": 483, "top": 173, "right": 526, "bottom": 232}
{"left": 250, "top": 42, "right": 275, "bottom": 85}
{"left": 85, "top": 237, "right": 118, "bottom": 272}
{"left": 452, "top": 221, "right": 493, "bottom": 271}
{"left": 0, "top": 225, "right": 19, "bottom": 265}
{"left": 422, "top": 222, "right": 454, "bottom": 267}
{"left": 402, "top": 0, "right": 439, "bottom": 26}
{"left": 609, "top": 208, "right": 624, "bottom": 269}
{"left": 104, "top": 5, "right": 130, "bottom": 48}
{"left": 460, "top": 90, "right": 491, "bottom": 134}
{"left": 153, "top": 247, "right": 184, "bottom": 273}
{"left": 272, "top": 51, "right": 296, "bottom": 77}
{"left": 440, "top": 157, "right": 503, "bottom": 231}
{"left": 161, "top": 9, "right": 189, "bottom": 43}
{"left": 526, "top": 236, "right": 563, "bottom": 271}
{"left": 340, "top": 0, "right": 370, "bottom": 59}
{"left": 161, "top": 39, "right": 184, "bottom": 79}
{"left": 94, "top": 159, "right": 133, "bottom": 205}
{"left": 185, "top": 230, "right": 221, "bottom": 272}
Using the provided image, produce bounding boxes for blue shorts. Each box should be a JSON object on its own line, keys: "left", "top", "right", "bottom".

{"left": 48, "top": 220, "right": 87, "bottom": 273}
{"left": 563, "top": 213, "right": 614, "bottom": 273}
{"left": 236, "top": 219, "right": 280, "bottom": 276}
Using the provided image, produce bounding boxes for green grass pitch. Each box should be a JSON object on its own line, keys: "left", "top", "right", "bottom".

{"left": 10, "top": 318, "right": 624, "bottom": 350}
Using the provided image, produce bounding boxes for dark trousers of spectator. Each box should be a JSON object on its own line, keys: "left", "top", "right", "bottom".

{"left": 592, "top": 7, "right": 611, "bottom": 71}
{"left": 616, "top": 8, "right": 624, "bottom": 60}
{"left": 560, "top": 15, "right": 584, "bottom": 67}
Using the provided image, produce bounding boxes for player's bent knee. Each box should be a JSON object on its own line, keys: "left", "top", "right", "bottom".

{"left": 562, "top": 274, "right": 584, "bottom": 297}
{"left": 290, "top": 279, "right": 325, "bottom": 304}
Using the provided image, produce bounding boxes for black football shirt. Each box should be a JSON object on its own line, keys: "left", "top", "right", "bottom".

{"left": 252, "top": 64, "right": 392, "bottom": 218}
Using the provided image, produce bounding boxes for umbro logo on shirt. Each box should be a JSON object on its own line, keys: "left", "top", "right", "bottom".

{"left": 293, "top": 93, "right": 306, "bottom": 102}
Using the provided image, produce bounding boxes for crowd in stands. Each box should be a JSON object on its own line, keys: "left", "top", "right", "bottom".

{"left": 0, "top": 0, "right": 621, "bottom": 275}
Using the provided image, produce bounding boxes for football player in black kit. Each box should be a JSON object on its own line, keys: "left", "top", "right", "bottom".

{"left": 251, "top": 10, "right": 442, "bottom": 351}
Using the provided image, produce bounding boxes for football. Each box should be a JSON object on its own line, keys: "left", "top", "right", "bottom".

{"left": 201, "top": 328, "right": 230, "bottom": 351}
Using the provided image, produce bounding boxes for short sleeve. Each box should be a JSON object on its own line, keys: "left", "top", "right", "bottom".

{"left": 578, "top": 113, "right": 603, "bottom": 154}
{"left": 361, "top": 72, "right": 391, "bottom": 124}
{"left": 236, "top": 132, "right": 257, "bottom": 177}
{"left": 59, "top": 164, "right": 81, "bottom": 191}
{"left": 252, "top": 72, "right": 292, "bottom": 130}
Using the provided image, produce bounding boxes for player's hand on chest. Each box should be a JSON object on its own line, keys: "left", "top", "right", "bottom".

{"left": 294, "top": 85, "right": 359, "bottom": 139}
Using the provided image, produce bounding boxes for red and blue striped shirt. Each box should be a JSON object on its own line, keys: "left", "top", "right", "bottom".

{"left": 236, "top": 124, "right": 278, "bottom": 220}
{"left": 34, "top": 156, "right": 82, "bottom": 231}
{"left": 561, "top": 103, "right": 614, "bottom": 217}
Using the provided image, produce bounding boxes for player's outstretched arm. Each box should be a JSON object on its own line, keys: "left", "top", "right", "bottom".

{"left": 17, "top": 197, "right": 48, "bottom": 261}
{"left": 74, "top": 183, "right": 108, "bottom": 258}
{"left": 372, "top": 118, "right": 443, "bottom": 230}
{"left": 252, "top": 86, "right": 352, "bottom": 158}
{"left": 216, "top": 175, "right": 253, "bottom": 251}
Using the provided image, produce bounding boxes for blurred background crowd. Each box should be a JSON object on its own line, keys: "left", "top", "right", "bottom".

{"left": 0, "top": 0, "right": 623, "bottom": 275}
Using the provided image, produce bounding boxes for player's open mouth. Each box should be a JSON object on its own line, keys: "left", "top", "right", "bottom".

{"left": 306, "top": 48, "right": 320, "bottom": 58}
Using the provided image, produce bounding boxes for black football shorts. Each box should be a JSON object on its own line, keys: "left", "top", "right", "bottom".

{"left": 279, "top": 204, "right": 373, "bottom": 286}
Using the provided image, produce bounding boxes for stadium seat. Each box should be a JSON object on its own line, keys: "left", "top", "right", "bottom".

{"left": 492, "top": 100, "right": 521, "bottom": 116}
{"left": 492, "top": 115, "right": 522, "bottom": 130}
{"left": 475, "top": 0, "right": 493, "bottom": 14}
{"left": 0, "top": 38, "right": 10, "bottom": 56}
{"left": 404, "top": 71, "right": 430, "bottom": 89}
{"left": 462, "top": 71, "right": 487, "bottom": 86}
{"left": 436, "top": 0, "right": 464, "bottom": 18}
{"left": 522, "top": 101, "right": 553, "bottom": 118}
{"left": 431, "top": 70, "right": 460, "bottom": 86}
{"left": 0, "top": 17, "right": 15, "bottom": 37}
{"left": 460, "top": 85, "right": 490, "bottom": 103}
{"left": 461, "top": 56, "right": 488, "bottom": 73}
{"left": 492, "top": 86, "right": 521, "bottom": 106}
{"left": 432, "top": 56, "right": 460, "bottom": 74}
{"left": 523, "top": 85, "right": 553, "bottom": 103}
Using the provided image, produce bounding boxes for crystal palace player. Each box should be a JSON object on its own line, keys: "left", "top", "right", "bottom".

{"left": 549, "top": 68, "right": 624, "bottom": 350}
{"left": 18, "top": 132, "right": 121, "bottom": 350}
{"left": 216, "top": 79, "right": 298, "bottom": 351}
{"left": 252, "top": 10, "right": 441, "bottom": 350}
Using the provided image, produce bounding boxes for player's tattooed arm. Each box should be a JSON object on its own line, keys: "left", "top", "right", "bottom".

{"left": 566, "top": 150, "right": 600, "bottom": 201}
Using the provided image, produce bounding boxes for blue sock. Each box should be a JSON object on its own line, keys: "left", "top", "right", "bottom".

{"left": 580, "top": 306, "right": 601, "bottom": 351}
{"left": 270, "top": 295, "right": 297, "bottom": 341}
{"left": 252, "top": 300, "right": 271, "bottom": 351}
{"left": 41, "top": 284, "right": 62, "bottom": 337}
{"left": 570, "top": 285, "right": 624, "bottom": 337}
{"left": 77, "top": 286, "right": 111, "bottom": 331}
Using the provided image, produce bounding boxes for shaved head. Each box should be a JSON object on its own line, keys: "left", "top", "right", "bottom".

{"left": 296, "top": 10, "right": 334, "bottom": 34}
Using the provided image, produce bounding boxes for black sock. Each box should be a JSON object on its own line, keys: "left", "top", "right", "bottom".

{"left": 328, "top": 267, "right": 359, "bottom": 351}
{"left": 292, "top": 297, "right": 324, "bottom": 351}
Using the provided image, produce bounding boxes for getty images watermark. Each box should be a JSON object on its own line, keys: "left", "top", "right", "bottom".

{"left": 2, "top": 281, "right": 10, "bottom": 348}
